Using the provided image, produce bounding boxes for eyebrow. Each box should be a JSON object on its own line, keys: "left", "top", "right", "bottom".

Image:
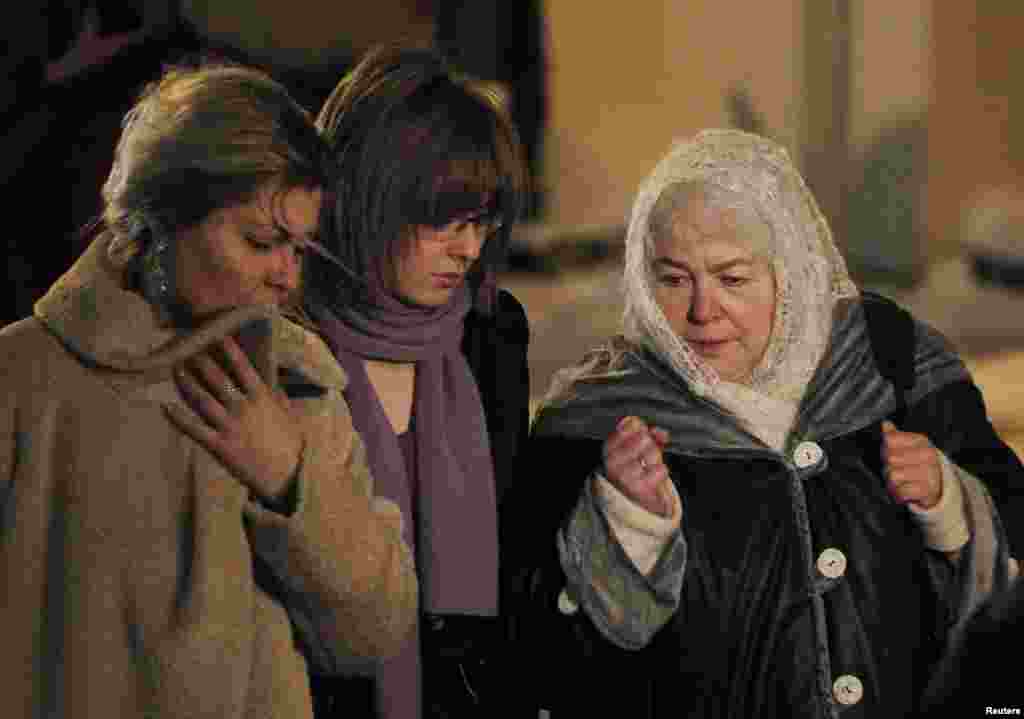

{"left": 652, "top": 257, "right": 755, "bottom": 273}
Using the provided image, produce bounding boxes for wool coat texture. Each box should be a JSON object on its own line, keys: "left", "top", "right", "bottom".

{"left": 0, "top": 236, "right": 418, "bottom": 719}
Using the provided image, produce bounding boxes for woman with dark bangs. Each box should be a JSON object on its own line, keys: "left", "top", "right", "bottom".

{"left": 304, "top": 45, "right": 532, "bottom": 719}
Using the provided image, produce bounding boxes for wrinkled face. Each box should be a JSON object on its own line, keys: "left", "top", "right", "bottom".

{"left": 175, "top": 182, "right": 322, "bottom": 319}
{"left": 385, "top": 211, "right": 499, "bottom": 307}
{"left": 651, "top": 194, "right": 776, "bottom": 383}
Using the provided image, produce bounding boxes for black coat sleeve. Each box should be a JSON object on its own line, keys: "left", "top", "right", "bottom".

{"left": 500, "top": 433, "right": 659, "bottom": 717}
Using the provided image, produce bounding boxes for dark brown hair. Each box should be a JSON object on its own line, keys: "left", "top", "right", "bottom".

{"left": 308, "top": 44, "right": 529, "bottom": 313}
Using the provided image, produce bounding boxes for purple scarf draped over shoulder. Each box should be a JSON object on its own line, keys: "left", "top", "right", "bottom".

{"left": 316, "top": 276, "right": 498, "bottom": 617}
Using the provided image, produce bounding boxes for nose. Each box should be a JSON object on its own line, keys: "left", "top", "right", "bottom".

{"left": 687, "top": 280, "right": 719, "bottom": 323}
{"left": 269, "top": 244, "right": 301, "bottom": 294}
{"left": 449, "top": 223, "right": 484, "bottom": 265}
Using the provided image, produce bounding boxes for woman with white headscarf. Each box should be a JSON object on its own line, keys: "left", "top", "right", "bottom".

{"left": 504, "top": 130, "right": 1024, "bottom": 718}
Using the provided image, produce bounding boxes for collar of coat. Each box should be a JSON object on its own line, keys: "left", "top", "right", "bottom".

{"left": 33, "top": 235, "right": 348, "bottom": 396}
{"left": 533, "top": 298, "right": 968, "bottom": 458}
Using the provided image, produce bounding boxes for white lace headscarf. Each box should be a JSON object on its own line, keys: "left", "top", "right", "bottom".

{"left": 622, "top": 129, "right": 858, "bottom": 449}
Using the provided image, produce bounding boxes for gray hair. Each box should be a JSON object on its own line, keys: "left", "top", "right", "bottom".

{"left": 646, "top": 179, "right": 776, "bottom": 263}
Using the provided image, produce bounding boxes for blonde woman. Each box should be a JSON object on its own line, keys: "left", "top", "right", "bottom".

{"left": 0, "top": 65, "right": 416, "bottom": 719}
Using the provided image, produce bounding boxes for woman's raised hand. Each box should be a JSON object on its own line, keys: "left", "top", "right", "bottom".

{"left": 165, "top": 336, "right": 304, "bottom": 504}
{"left": 882, "top": 420, "right": 943, "bottom": 510}
{"left": 603, "top": 416, "right": 672, "bottom": 517}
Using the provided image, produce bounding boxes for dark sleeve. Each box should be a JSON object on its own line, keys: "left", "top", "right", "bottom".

{"left": 904, "top": 378, "right": 1024, "bottom": 557}
{"left": 499, "top": 434, "right": 657, "bottom": 716}
{"left": 918, "top": 575, "right": 1024, "bottom": 717}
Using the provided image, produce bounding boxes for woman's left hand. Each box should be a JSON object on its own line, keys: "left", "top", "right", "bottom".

{"left": 165, "top": 336, "right": 304, "bottom": 503}
{"left": 882, "top": 420, "right": 942, "bottom": 510}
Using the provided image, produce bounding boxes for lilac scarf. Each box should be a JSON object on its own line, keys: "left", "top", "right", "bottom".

{"left": 316, "top": 278, "right": 499, "bottom": 616}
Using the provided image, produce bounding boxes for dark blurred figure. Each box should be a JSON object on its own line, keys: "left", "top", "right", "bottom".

{"left": 437, "top": 0, "right": 548, "bottom": 219}
{"left": 917, "top": 573, "right": 1024, "bottom": 716}
{"left": 918, "top": 576, "right": 1024, "bottom": 718}
{"left": 2, "top": 1, "right": 200, "bottom": 325}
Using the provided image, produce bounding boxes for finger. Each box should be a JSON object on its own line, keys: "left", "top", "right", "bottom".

{"left": 885, "top": 446, "right": 939, "bottom": 470}
{"left": 888, "top": 475, "right": 935, "bottom": 507}
{"left": 651, "top": 427, "right": 670, "bottom": 447}
{"left": 189, "top": 353, "right": 245, "bottom": 406}
{"left": 618, "top": 460, "right": 670, "bottom": 510}
{"left": 881, "top": 420, "right": 897, "bottom": 433}
{"left": 882, "top": 428, "right": 930, "bottom": 451}
{"left": 616, "top": 445, "right": 669, "bottom": 494}
{"left": 604, "top": 417, "right": 649, "bottom": 458}
{"left": 174, "top": 365, "right": 232, "bottom": 428}
{"left": 220, "top": 336, "right": 265, "bottom": 395}
{"left": 638, "top": 453, "right": 668, "bottom": 482}
{"left": 163, "top": 402, "right": 220, "bottom": 448}
{"left": 617, "top": 416, "right": 651, "bottom": 436}
{"left": 887, "top": 463, "right": 940, "bottom": 497}
{"left": 606, "top": 432, "right": 657, "bottom": 475}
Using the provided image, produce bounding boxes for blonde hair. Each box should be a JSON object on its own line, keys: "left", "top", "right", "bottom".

{"left": 103, "top": 64, "right": 327, "bottom": 266}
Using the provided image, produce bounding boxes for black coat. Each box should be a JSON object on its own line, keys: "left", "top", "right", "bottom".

{"left": 504, "top": 295, "right": 1022, "bottom": 719}
{"left": 462, "top": 289, "right": 532, "bottom": 507}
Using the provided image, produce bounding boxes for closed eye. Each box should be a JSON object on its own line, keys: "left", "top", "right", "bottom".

{"left": 720, "top": 275, "right": 750, "bottom": 287}
{"left": 246, "top": 236, "right": 275, "bottom": 252}
{"left": 657, "top": 274, "right": 691, "bottom": 287}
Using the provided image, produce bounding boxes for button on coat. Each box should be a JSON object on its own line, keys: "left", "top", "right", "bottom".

{"left": 816, "top": 548, "right": 847, "bottom": 579}
{"left": 793, "top": 441, "right": 824, "bottom": 469}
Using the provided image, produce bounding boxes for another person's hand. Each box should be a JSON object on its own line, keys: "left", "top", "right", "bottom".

{"left": 882, "top": 420, "right": 942, "bottom": 510}
{"left": 603, "top": 416, "right": 672, "bottom": 517}
{"left": 166, "top": 336, "right": 304, "bottom": 503}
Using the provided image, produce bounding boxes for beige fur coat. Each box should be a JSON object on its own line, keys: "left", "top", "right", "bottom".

{"left": 0, "top": 236, "right": 417, "bottom": 718}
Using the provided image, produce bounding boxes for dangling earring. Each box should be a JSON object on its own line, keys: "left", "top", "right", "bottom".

{"left": 138, "top": 221, "right": 176, "bottom": 320}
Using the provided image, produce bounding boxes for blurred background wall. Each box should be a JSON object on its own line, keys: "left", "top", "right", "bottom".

{"left": 5, "top": 1, "right": 1024, "bottom": 443}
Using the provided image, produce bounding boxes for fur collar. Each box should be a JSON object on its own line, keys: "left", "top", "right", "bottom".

{"left": 34, "top": 235, "right": 347, "bottom": 394}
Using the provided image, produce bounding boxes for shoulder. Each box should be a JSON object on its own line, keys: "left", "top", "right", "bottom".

{"left": 495, "top": 288, "right": 529, "bottom": 329}
{"left": 0, "top": 315, "right": 54, "bottom": 354}
{"left": 0, "top": 318, "right": 111, "bottom": 428}
{"left": 466, "top": 288, "right": 530, "bottom": 343}
{"left": 0, "top": 316, "right": 81, "bottom": 386}
{"left": 854, "top": 292, "right": 969, "bottom": 400}
{"left": 857, "top": 291, "right": 960, "bottom": 361}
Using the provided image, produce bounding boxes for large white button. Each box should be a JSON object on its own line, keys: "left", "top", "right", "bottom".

{"left": 557, "top": 588, "right": 579, "bottom": 615}
{"left": 832, "top": 674, "right": 864, "bottom": 705}
{"left": 793, "top": 441, "right": 824, "bottom": 469}
{"left": 817, "top": 548, "right": 847, "bottom": 579}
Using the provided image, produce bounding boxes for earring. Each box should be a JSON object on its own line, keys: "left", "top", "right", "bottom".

{"left": 138, "top": 222, "right": 175, "bottom": 317}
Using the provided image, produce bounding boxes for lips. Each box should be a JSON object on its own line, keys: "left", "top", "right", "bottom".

{"left": 688, "top": 338, "right": 733, "bottom": 354}
{"left": 433, "top": 273, "right": 463, "bottom": 289}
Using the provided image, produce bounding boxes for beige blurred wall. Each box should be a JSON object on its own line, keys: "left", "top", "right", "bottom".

{"left": 543, "top": 1, "right": 803, "bottom": 228}
{"left": 849, "top": 0, "right": 930, "bottom": 153}
{"left": 543, "top": 0, "right": 934, "bottom": 233}
{"left": 927, "top": 2, "right": 1024, "bottom": 259}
